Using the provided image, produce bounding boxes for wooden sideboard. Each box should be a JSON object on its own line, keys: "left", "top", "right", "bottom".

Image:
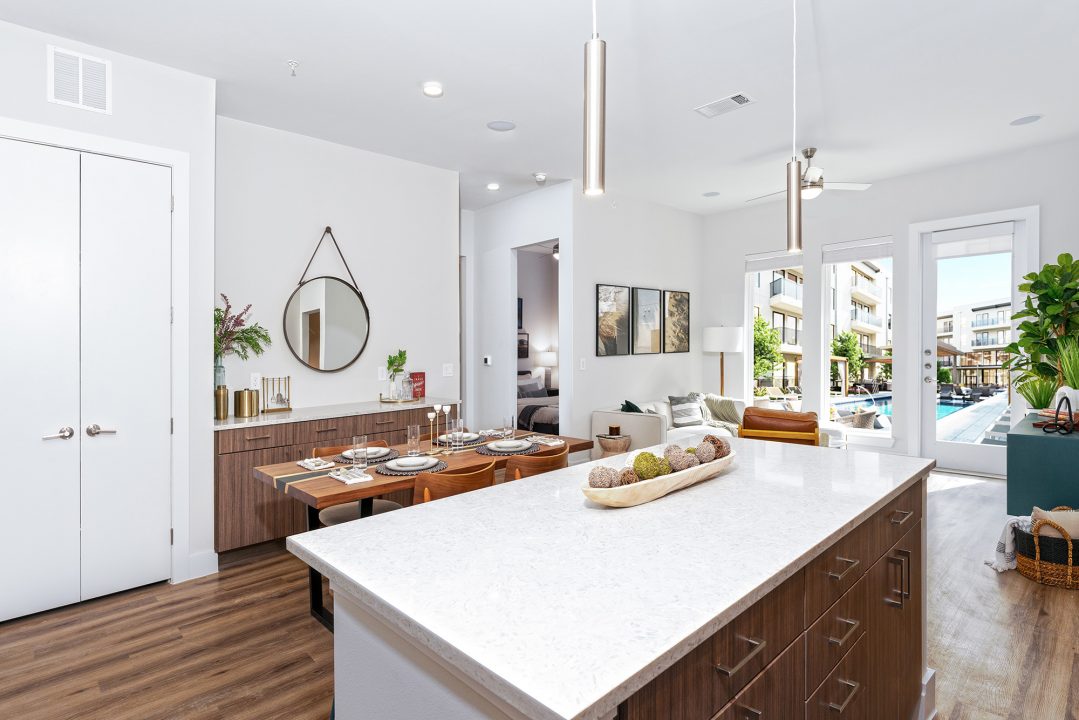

{"left": 619, "top": 477, "right": 926, "bottom": 720}
{"left": 214, "top": 403, "right": 457, "bottom": 552}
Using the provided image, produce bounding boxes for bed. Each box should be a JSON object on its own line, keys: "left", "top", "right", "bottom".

{"left": 517, "top": 372, "right": 559, "bottom": 435}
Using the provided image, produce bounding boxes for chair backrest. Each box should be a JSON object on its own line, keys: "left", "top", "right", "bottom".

{"left": 413, "top": 461, "right": 496, "bottom": 504}
{"left": 506, "top": 445, "right": 570, "bottom": 480}
{"left": 313, "top": 439, "right": 389, "bottom": 458}
{"left": 739, "top": 406, "right": 821, "bottom": 446}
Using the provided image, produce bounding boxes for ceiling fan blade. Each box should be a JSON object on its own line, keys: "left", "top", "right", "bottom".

{"left": 822, "top": 182, "right": 871, "bottom": 191}
{"left": 745, "top": 189, "right": 785, "bottom": 203}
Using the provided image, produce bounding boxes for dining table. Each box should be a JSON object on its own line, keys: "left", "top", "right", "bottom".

{"left": 252, "top": 432, "right": 594, "bottom": 631}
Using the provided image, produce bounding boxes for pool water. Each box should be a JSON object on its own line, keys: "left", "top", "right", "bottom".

{"left": 839, "top": 397, "right": 968, "bottom": 421}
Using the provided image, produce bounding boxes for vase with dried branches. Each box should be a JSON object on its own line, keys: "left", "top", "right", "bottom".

{"left": 213, "top": 293, "right": 271, "bottom": 387}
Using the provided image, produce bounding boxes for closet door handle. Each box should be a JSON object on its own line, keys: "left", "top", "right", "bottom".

{"left": 43, "top": 426, "right": 75, "bottom": 440}
{"left": 715, "top": 636, "right": 767, "bottom": 677}
{"left": 86, "top": 424, "right": 117, "bottom": 437}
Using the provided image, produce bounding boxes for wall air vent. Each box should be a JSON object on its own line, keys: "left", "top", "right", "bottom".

{"left": 47, "top": 45, "right": 112, "bottom": 115}
{"left": 693, "top": 92, "right": 755, "bottom": 119}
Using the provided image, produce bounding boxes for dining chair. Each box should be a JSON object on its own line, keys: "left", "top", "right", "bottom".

{"left": 413, "top": 461, "right": 496, "bottom": 504}
{"left": 505, "top": 445, "right": 569, "bottom": 480}
{"left": 313, "top": 440, "right": 404, "bottom": 525}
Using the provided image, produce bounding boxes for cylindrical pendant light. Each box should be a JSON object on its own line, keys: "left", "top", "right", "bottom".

{"left": 583, "top": 0, "right": 606, "bottom": 196}
{"left": 786, "top": 158, "right": 802, "bottom": 252}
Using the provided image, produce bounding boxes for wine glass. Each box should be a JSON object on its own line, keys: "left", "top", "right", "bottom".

{"left": 503, "top": 415, "right": 515, "bottom": 439}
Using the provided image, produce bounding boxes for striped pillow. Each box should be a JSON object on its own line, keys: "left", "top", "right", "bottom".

{"left": 668, "top": 395, "right": 704, "bottom": 427}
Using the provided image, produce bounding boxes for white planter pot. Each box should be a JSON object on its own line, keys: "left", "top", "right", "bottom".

{"left": 1053, "top": 386, "right": 1079, "bottom": 411}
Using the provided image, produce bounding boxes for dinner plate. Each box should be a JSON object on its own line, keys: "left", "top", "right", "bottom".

{"left": 343, "top": 447, "right": 389, "bottom": 459}
{"left": 387, "top": 457, "right": 438, "bottom": 471}
{"left": 437, "top": 432, "right": 480, "bottom": 443}
{"left": 488, "top": 439, "right": 531, "bottom": 452}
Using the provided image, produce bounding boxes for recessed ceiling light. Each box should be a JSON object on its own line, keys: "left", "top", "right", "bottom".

{"left": 1010, "top": 114, "right": 1043, "bottom": 126}
{"left": 421, "top": 81, "right": 443, "bottom": 98}
{"left": 486, "top": 182, "right": 501, "bottom": 191}
{"left": 702, "top": 191, "right": 720, "bottom": 198}
{"left": 533, "top": 172, "right": 548, "bottom": 186}
{"left": 486, "top": 120, "right": 516, "bottom": 132}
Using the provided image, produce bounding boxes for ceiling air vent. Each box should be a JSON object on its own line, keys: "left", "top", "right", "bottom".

{"left": 693, "top": 92, "right": 755, "bottom": 119}
{"left": 47, "top": 45, "right": 112, "bottom": 115}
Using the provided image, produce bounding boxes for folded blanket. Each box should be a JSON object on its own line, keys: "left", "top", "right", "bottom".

{"left": 985, "top": 516, "right": 1030, "bottom": 572}
{"left": 702, "top": 394, "right": 742, "bottom": 435}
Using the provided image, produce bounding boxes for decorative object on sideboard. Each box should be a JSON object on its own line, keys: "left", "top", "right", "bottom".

{"left": 380, "top": 349, "right": 411, "bottom": 402}
{"left": 663, "top": 290, "right": 690, "bottom": 353}
{"left": 261, "top": 376, "right": 292, "bottom": 413}
{"left": 213, "top": 293, "right": 271, "bottom": 417}
{"left": 233, "top": 388, "right": 259, "bottom": 418}
{"left": 283, "top": 226, "right": 371, "bottom": 373}
{"left": 596, "top": 283, "right": 630, "bottom": 356}
{"left": 410, "top": 371, "right": 426, "bottom": 399}
{"left": 631, "top": 287, "right": 662, "bottom": 355}
{"left": 703, "top": 326, "right": 745, "bottom": 397}
{"left": 214, "top": 386, "right": 228, "bottom": 421}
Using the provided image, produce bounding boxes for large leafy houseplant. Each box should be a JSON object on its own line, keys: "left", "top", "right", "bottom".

{"left": 1003, "top": 253, "right": 1079, "bottom": 383}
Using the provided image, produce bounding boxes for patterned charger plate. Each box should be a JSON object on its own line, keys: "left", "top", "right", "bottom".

{"left": 475, "top": 442, "right": 541, "bottom": 457}
{"left": 333, "top": 448, "right": 399, "bottom": 465}
{"left": 375, "top": 459, "right": 448, "bottom": 476}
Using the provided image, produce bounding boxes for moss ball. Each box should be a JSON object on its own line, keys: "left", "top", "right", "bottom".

{"left": 617, "top": 468, "right": 640, "bottom": 486}
{"left": 701, "top": 434, "right": 732, "bottom": 459}
{"left": 693, "top": 442, "right": 717, "bottom": 463}
{"left": 588, "top": 465, "right": 619, "bottom": 488}
{"left": 632, "top": 452, "right": 671, "bottom": 480}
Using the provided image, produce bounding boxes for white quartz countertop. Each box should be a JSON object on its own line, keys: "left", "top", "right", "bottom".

{"left": 213, "top": 397, "right": 459, "bottom": 431}
{"left": 287, "top": 428, "right": 934, "bottom": 720}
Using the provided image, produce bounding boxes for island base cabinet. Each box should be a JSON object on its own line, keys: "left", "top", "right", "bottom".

{"left": 806, "top": 634, "right": 869, "bottom": 720}
{"left": 866, "top": 520, "right": 923, "bottom": 720}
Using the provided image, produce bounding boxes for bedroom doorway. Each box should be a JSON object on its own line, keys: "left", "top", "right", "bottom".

{"left": 515, "top": 239, "right": 560, "bottom": 435}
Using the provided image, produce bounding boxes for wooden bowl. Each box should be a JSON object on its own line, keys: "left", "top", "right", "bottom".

{"left": 581, "top": 450, "right": 737, "bottom": 508}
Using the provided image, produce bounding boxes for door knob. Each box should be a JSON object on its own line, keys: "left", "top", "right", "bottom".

{"left": 86, "top": 424, "right": 118, "bottom": 437}
{"left": 923, "top": 377, "right": 933, "bottom": 384}
{"left": 43, "top": 426, "right": 75, "bottom": 440}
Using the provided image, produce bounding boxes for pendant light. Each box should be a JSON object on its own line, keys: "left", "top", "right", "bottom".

{"left": 583, "top": 0, "right": 606, "bottom": 196}
{"left": 785, "top": 0, "right": 802, "bottom": 253}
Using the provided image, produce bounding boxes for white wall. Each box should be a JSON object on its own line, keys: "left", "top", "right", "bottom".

{"left": 516, "top": 250, "right": 559, "bottom": 380}
{"left": 703, "top": 135, "right": 1079, "bottom": 456}
{"left": 215, "top": 117, "right": 461, "bottom": 407}
{"left": 0, "top": 20, "right": 217, "bottom": 580}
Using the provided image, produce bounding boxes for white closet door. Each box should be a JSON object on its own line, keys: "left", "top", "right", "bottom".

{"left": 79, "top": 153, "right": 172, "bottom": 600}
{"left": 0, "top": 139, "right": 82, "bottom": 621}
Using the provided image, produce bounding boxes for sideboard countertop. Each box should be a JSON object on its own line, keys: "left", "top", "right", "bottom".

{"left": 213, "top": 397, "right": 460, "bottom": 431}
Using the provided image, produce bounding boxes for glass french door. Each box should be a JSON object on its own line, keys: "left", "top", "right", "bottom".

{"left": 920, "top": 225, "right": 1014, "bottom": 475}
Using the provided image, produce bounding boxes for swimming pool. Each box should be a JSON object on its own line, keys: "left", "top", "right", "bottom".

{"left": 836, "top": 396, "right": 969, "bottom": 421}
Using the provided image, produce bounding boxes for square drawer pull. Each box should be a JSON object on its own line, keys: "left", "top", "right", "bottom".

{"left": 827, "top": 679, "right": 860, "bottom": 713}
{"left": 826, "top": 556, "right": 860, "bottom": 581}
{"left": 890, "top": 509, "right": 914, "bottom": 525}
{"left": 827, "top": 617, "right": 860, "bottom": 647}
{"left": 714, "top": 636, "right": 767, "bottom": 677}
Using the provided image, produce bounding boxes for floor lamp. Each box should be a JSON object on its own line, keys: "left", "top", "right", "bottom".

{"left": 703, "top": 326, "right": 744, "bottom": 397}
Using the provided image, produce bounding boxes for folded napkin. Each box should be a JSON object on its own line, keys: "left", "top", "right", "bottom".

{"left": 329, "top": 468, "right": 372, "bottom": 485}
{"left": 297, "top": 458, "right": 334, "bottom": 471}
{"left": 526, "top": 435, "right": 565, "bottom": 447}
{"left": 985, "top": 515, "right": 1028, "bottom": 572}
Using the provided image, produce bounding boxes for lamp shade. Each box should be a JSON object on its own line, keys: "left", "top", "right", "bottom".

{"left": 702, "top": 326, "right": 744, "bottom": 353}
{"left": 536, "top": 351, "right": 558, "bottom": 367}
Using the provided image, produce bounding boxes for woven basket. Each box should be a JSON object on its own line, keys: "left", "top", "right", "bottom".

{"left": 1015, "top": 506, "right": 1077, "bottom": 590}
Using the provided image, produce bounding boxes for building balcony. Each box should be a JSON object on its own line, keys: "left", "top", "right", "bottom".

{"left": 778, "top": 326, "right": 802, "bottom": 354}
{"left": 972, "top": 337, "right": 1008, "bottom": 348}
{"left": 849, "top": 277, "right": 881, "bottom": 305}
{"left": 850, "top": 308, "right": 882, "bottom": 333}
{"left": 861, "top": 344, "right": 885, "bottom": 359}
{"left": 769, "top": 277, "right": 803, "bottom": 314}
{"left": 971, "top": 317, "right": 1010, "bottom": 330}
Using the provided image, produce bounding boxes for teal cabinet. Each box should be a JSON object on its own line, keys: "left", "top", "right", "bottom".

{"left": 1006, "top": 415, "right": 1079, "bottom": 516}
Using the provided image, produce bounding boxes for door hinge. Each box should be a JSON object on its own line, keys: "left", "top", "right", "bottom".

{"left": 170, "top": 306, "right": 174, "bottom": 324}
{"left": 170, "top": 528, "right": 174, "bottom": 546}
{"left": 170, "top": 195, "right": 175, "bottom": 213}
{"left": 170, "top": 417, "right": 174, "bottom": 434}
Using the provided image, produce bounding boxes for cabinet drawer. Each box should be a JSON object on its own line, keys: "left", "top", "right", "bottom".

{"left": 870, "top": 480, "right": 923, "bottom": 562}
{"left": 804, "top": 519, "right": 872, "bottom": 624}
{"left": 295, "top": 415, "right": 369, "bottom": 445}
{"left": 215, "top": 423, "right": 293, "bottom": 453}
{"left": 806, "top": 634, "right": 868, "bottom": 720}
{"left": 713, "top": 636, "right": 804, "bottom": 720}
{"left": 805, "top": 575, "right": 868, "bottom": 696}
{"left": 713, "top": 571, "right": 805, "bottom": 708}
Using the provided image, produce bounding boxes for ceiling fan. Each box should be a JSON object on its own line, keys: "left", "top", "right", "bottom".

{"left": 746, "top": 148, "right": 871, "bottom": 203}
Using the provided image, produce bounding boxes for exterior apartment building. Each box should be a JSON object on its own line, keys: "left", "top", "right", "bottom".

{"left": 936, "top": 298, "right": 1012, "bottom": 386}
{"left": 752, "top": 260, "right": 893, "bottom": 388}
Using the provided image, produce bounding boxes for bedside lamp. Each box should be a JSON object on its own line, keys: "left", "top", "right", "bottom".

{"left": 702, "top": 326, "right": 744, "bottom": 397}
{"left": 536, "top": 350, "right": 558, "bottom": 388}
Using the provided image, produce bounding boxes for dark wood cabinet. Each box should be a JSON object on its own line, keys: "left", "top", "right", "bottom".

{"left": 619, "top": 478, "right": 927, "bottom": 720}
{"left": 214, "top": 404, "right": 452, "bottom": 552}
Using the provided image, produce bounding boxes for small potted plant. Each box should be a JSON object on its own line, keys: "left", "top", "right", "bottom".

{"left": 386, "top": 349, "right": 408, "bottom": 399}
{"left": 214, "top": 293, "right": 271, "bottom": 387}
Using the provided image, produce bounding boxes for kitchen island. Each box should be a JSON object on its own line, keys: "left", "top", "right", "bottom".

{"left": 288, "top": 429, "right": 936, "bottom": 720}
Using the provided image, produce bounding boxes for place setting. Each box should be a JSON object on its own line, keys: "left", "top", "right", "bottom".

{"left": 332, "top": 445, "right": 398, "bottom": 465}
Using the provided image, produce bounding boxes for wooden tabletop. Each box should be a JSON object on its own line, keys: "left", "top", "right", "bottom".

{"left": 252, "top": 435, "right": 594, "bottom": 510}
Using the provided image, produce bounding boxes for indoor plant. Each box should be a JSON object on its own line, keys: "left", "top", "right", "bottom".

{"left": 386, "top": 349, "right": 408, "bottom": 399}
{"left": 214, "top": 294, "right": 271, "bottom": 386}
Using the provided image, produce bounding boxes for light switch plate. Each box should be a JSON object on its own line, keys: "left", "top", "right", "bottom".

{"left": 442, "top": 363, "right": 454, "bottom": 377}
{"left": 377, "top": 367, "right": 388, "bottom": 381}
{"left": 579, "top": 358, "right": 586, "bottom": 371}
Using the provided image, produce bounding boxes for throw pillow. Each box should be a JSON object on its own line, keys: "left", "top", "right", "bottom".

{"left": 689, "top": 392, "right": 714, "bottom": 422}
{"left": 1032, "top": 506, "right": 1079, "bottom": 540}
{"left": 668, "top": 395, "right": 704, "bottom": 427}
{"left": 517, "top": 377, "right": 544, "bottom": 396}
{"left": 703, "top": 394, "right": 743, "bottom": 428}
{"left": 621, "top": 400, "right": 643, "bottom": 413}
{"left": 522, "top": 388, "right": 549, "bottom": 398}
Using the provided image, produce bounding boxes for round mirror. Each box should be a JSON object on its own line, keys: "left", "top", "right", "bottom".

{"left": 283, "top": 276, "right": 370, "bottom": 372}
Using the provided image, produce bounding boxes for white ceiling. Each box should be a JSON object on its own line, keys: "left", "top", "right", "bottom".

{"left": 2, "top": 0, "right": 1076, "bottom": 213}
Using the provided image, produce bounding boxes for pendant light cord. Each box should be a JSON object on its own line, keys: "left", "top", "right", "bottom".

{"left": 592, "top": 0, "right": 598, "bottom": 38}
{"left": 791, "top": 0, "right": 797, "bottom": 161}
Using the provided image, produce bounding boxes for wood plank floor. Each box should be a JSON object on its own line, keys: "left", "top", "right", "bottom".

{"left": 1, "top": 472, "right": 1075, "bottom": 719}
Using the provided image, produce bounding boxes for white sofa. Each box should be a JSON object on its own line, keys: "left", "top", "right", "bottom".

{"left": 590, "top": 397, "right": 746, "bottom": 457}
